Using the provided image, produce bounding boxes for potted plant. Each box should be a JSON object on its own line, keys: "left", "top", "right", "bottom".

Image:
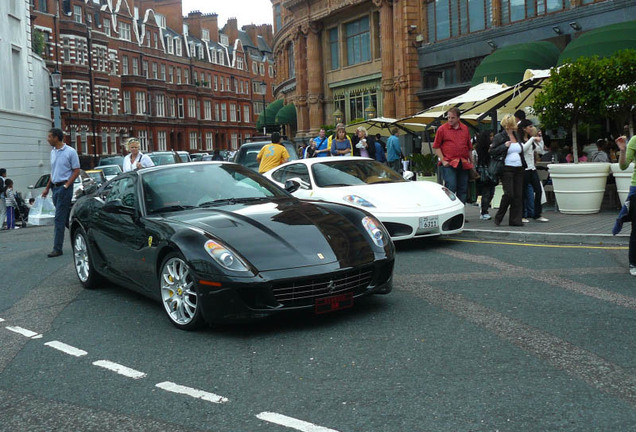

{"left": 408, "top": 153, "right": 437, "bottom": 181}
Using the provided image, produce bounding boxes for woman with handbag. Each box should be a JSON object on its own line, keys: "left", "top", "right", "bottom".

{"left": 476, "top": 131, "right": 495, "bottom": 220}
{"left": 490, "top": 114, "right": 527, "bottom": 226}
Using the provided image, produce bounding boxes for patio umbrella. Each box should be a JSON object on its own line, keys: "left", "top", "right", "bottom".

{"left": 344, "top": 117, "right": 428, "bottom": 136}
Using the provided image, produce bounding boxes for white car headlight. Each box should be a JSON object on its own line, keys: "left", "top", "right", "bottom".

{"left": 204, "top": 240, "right": 249, "bottom": 271}
{"left": 343, "top": 195, "right": 375, "bottom": 208}
{"left": 441, "top": 186, "right": 457, "bottom": 201}
{"left": 362, "top": 216, "right": 387, "bottom": 247}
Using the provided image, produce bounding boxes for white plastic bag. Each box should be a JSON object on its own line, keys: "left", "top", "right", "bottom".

{"left": 28, "top": 196, "right": 56, "bottom": 226}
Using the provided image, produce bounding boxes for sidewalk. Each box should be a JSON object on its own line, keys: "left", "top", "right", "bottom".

{"left": 459, "top": 202, "right": 630, "bottom": 246}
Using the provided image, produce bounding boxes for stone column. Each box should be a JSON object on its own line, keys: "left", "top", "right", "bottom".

{"left": 293, "top": 27, "right": 309, "bottom": 137}
{"left": 305, "top": 22, "right": 324, "bottom": 135}
{"left": 375, "top": 0, "right": 395, "bottom": 118}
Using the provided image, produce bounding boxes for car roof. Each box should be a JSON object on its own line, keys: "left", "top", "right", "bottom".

{"left": 276, "top": 156, "right": 373, "bottom": 167}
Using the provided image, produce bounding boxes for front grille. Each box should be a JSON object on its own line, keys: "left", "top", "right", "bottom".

{"left": 383, "top": 222, "right": 413, "bottom": 238}
{"left": 272, "top": 268, "right": 374, "bottom": 307}
{"left": 442, "top": 213, "right": 464, "bottom": 231}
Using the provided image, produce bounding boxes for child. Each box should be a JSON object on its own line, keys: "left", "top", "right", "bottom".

{"left": 4, "top": 179, "right": 19, "bottom": 230}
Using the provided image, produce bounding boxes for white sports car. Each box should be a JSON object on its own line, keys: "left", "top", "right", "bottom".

{"left": 263, "top": 157, "right": 464, "bottom": 241}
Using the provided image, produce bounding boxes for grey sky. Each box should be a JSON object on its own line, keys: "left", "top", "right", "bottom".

{"left": 181, "top": 0, "right": 273, "bottom": 27}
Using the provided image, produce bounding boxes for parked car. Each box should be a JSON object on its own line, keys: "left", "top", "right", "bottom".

{"left": 94, "top": 164, "right": 122, "bottom": 181}
{"left": 97, "top": 156, "right": 124, "bottom": 170}
{"left": 69, "top": 162, "right": 394, "bottom": 330}
{"left": 85, "top": 169, "right": 107, "bottom": 187}
{"left": 147, "top": 151, "right": 191, "bottom": 166}
{"left": 263, "top": 157, "right": 465, "bottom": 241}
{"left": 190, "top": 152, "right": 209, "bottom": 161}
{"left": 232, "top": 140, "right": 298, "bottom": 171}
{"left": 28, "top": 170, "right": 97, "bottom": 204}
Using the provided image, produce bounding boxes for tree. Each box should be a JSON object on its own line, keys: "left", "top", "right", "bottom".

{"left": 31, "top": 29, "right": 45, "bottom": 57}
{"left": 601, "top": 50, "right": 636, "bottom": 137}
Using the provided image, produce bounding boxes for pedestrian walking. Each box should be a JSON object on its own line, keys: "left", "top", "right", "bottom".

{"left": 519, "top": 120, "right": 549, "bottom": 223}
{"left": 0, "top": 168, "right": 6, "bottom": 229}
{"left": 475, "top": 131, "right": 495, "bottom": 220}
{"left": 614, "top": 135, "right": 636, "bottom": 276}
{"left": 4, "top": 179, "right": 19, "bottom": 230}
{"left": 433, "top": 107, "right": 474, "bottom": 203}
{"left": 42, "top": 128, "right": 80, "bottom": 258}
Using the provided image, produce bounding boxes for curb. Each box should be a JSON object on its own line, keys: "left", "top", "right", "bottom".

{"left": 458, "top": 228, "right": 629, "bottom": 246}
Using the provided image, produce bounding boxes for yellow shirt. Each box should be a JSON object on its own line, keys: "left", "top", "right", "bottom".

{"left": 257, "top": 143, "right": 290, "bottom": 173}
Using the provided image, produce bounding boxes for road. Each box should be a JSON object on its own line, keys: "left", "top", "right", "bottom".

{"left": 1, "top": 226, "right": 635, "bottom": 431}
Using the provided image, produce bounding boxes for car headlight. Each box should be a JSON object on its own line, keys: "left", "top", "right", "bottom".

{"left": 441, "top": 186, "right": 457, "bottom": 201}
{"left": 204, "top": 240, "right": 249, "bottom": 271}
{"left": 362, "top": 216, "right": 387, "bottom": 247}
{"left": 343, "top": 195, "right": 375, "bottom": 208}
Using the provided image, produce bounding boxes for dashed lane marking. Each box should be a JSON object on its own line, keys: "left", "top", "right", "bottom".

{"left": 92, "top": 360, "right": 147, "bottom": 380}
{"left": 45, "top": 341, "right": 88, "bottom": 357}
{"left": 155, "top": 381, "right": 229, "bottom": 404}
{"left": 256, "top": 412, "right": 340, "bottom": 432}
{"left": 444, "top": 238, "right": 628, "bottom": 250}
{"left": 6, "top": 326, "right": 41, "bottom": 338}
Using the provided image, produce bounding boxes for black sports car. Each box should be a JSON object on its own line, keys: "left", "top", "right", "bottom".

{"left": 69, "top": 162, "right": 394, "bottom": 330}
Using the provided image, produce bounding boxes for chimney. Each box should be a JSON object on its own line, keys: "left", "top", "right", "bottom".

{"left": 200, "top": 13, "right": 219, "bottom": 43}
{"left": 242, "top": 24, "right": 258, "bottom": 47}
{"left": 222, "top": 18, "right": 239, "bottom": 45}
{"left": 257, "top": 24, "right": 274, "bottom": 48}
{"left": 144, "top": 0, "right": 183, "bottom": 33}
{"left": 184, "top": 10, "right": 202, "bottom": 39}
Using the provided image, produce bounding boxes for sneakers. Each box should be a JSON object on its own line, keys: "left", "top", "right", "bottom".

{"left": 630, "top": 266, "right": 636, "bottom": 276}
{"left": 522, "top": 218, "right": 530, "bottom": 223}
{"left": 535, "top": 217, "right": 549, "bottom": 222}
{"left": 480, "top": 214, "right": 492, "bottom": 220}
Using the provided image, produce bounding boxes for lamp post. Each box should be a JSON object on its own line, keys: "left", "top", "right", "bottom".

{"left": 260, "top": 80, "right": 267, "bottom": 135}
{"left": 50, "top": 69, "right": 62, "bottom": 129}
{"left": 364, "top": 104, "right": 376, "bottom": 120}
{"left": 333, "top": 109, "right": 343, "bottom": 125}
{"left": 86, "top": 24, "right": 98, "bottom": 166}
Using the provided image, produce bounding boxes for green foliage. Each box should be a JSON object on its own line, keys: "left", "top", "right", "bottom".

{"left": 347, "top": 118, "right": 365, "bottom": 125}
{"left": 600, "top": 49, "right": 636, "bottom": 130}
{"left": 321, "top": 124, "right": 335, "bottom": 136}
{"left": 408, "top": 153, "right": 438, "bottom": 175}
{"left": 32, "top": 29, "right": 45, "bottom": 57}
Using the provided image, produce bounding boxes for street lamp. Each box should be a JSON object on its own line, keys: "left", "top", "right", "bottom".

{"left": 260, "top": 80, "right": 267, "bottom": 135}
{"left": 333, "top": 109, "right": 343, "bottom": 125}
{"left": 50, "top": 69, "right": 62, "bottom": 129}
{"left": 364, "top": 104, "right": 376, "bottom": 120}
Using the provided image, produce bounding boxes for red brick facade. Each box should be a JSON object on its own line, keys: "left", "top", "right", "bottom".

{"left": 30, "top": 0, "right": 274, "bottom": 164}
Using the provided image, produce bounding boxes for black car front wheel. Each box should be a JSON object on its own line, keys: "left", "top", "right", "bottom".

{"left": 160, "top": 253, "right": 204, "bottom": 330}
{"left": 72, "top": 227, "right": 100, "bottom": 289}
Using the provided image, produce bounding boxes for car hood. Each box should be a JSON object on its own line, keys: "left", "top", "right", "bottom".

{"left": 163, "top": 199, "right": 374, "bottom": 271}
{"left": 312, "top": 181, "right": 462, "bottom": 212}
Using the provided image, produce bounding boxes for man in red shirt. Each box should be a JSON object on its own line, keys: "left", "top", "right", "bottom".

{"left": 433, "top": 107, "right": 474, "bottom": 203}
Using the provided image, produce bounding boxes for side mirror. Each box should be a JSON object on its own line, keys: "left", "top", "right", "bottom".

{"left": 287, "top": 177, "right": 310, "bottom": 190}
{"left": 103, "top": 199, "right": 135, "bottom": 215}
{"left": 284, "top": 179, "right": 300, "bottom": 193}
{"left": 28, "top": 185, "right": 35, "bottom": 190}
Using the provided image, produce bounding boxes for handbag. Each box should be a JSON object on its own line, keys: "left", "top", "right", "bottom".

{"left": 476, "top": 166, "right": 489, "bottom": 182}
{"left": 486, "top": 157, "right": 504, "bottom": 184}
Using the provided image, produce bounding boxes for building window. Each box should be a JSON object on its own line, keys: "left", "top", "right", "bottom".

{"left": 156, "top": 94, "right": 165, "bottom": 117}
{"left": 211, "top": 49, "right": 217, "bottom": 63}
{"left": 132, "top": 57, "right": 139, "bottom": 75}
{"left": 243, "top": 105, "right": 250, "bottom": 123}
{"left": 269, "top": 65, "right": 274, "bottom": 77}
{"left": 103, "top": 19, "right": 111, "bottom": 36}
{"left": 135, "top": 91, "right": 146, "bottom": 115}
{"left": 175, "top": 38, "right": 182, "bottom": 56}
{"left": 214, "top": 75, "right": 218, "bottom": 90}
{"left": 65, "top": 83, "right": 73, "bottom": 110}
{"left": 74, "top": 5, "right": 83, "bottom": 23}
{"left": 287, "top": 43, "right": 295, "bottom": 78}
{"left": 143, "top": 60, "right": 148, "bottom": 78}
{"left": 62, "top": 38, "right": 70, "bottom": 63}
{"left": 176, "top": 68, "right": 181, "bottom": 84}
{"left": 252, "top": 62, "right": 258, "bottom": 75}
{"left": 188, "top": 98, "right": 196, "bottom": 118}
{"left": 329, "top": 27, "right": 339, "bottom": 70}
{"left": 204, "top": 100, "right": 212, "bottom": 120}
{"left": 153, "top": 32, "right": 158, "bottom": 49}
{"left": 189, "top": 132, "right": 198, "bottom": 150}
{"left": 230, "top": 104, "right": 237, "bottom": 122}
{"left": 177, "top": 97, "right": 184, "bottom": 118}
{"left": 193, "top": 71, "right": 198, "bottom": 84}
{"left": 274, "top": 4, "right": 282, "bottom": 31}
{"left": 152, "top": 62, "right": 158, "bottom": 79}
{"left": 202, "top": 29, "right": 210, "bottom": 41}
{"left": 500, "top": 0, "right": 565, "bottom": 24}
{"left": 184, "top": 69, "right": 190, "bottom": 85}
{"left": 345, "top": 17, "right": 370, "bottom": 65}
{"left": 138, "top": 130, "right": 148, "bottom": 152}
{"left": 119, "top": 22, "right": 131, "bottom": 41}
{"left": 166, "top": 37, "right": 174, "bottom": 54}
{"left": 123, "top": 90, "right": 131, "bottom": 113}
{"left": 101, "top": 130, "right": 108, "bottom": 154}
{"left": 157, "top": 131, "right": 167, "bottom": 151}
{"left": 231, "top": 133, "right": 238, "bottom": 150}
{"left": 218, "top": 50, "right": 225, "bottom": 65}
{"left": 160, "top": 64, "right": 166, "bottom": 81}
{"left": 259, "top": 63, "right": 265, "bottom": 76}
{"left": 237, "top": 56, "right": 244, "bottom": 70}
{"left": 221, "top": 104, "right": 227, "bottom": 121}
{"left": 215, "top": 103, "right": 220, "bottom": 121}
{"left": 205, "top": 132, "right": 213, "bottom": 150}
{"left": 111, "top": 90, "right": 119, "bottom": 115}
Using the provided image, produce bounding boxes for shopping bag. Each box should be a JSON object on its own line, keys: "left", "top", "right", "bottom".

{"left": 28, "top": 196, "right": 56, "bottom": 226}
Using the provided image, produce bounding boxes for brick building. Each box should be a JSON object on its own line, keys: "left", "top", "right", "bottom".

{"left": 30, "top": 0, "right": 274, "bottom": 165}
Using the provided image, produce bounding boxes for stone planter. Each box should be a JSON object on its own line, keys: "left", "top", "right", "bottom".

{"left": 610, "top": 162, "right": 634, "bottom": 205}
{"left": 548, "top": 163, "right": 611, "bottom": 214}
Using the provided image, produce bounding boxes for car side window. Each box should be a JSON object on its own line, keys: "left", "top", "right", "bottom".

{"left": 105, "top": 177, "right": 137, "bottom": 207}
{"left": 272, "top": 164, "right": 311, "bottom": 188}
{"left": 35, "top": 175, "right": 50, "bottom": 188}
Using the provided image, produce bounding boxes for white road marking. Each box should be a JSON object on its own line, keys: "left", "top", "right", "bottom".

{"left": 155, "top": 381, "right": 229, "bottom": 404}
{"left": 0, "top": 318, "right": 4, "bottom": 322}
{"left": 92, "top": 360, "right": 147, "bottom": 379}
{"left": 6, "top": 326, "right": 40, "bottom": 338}
{"left": 45, "top": 341, "right": 88, "bottom": 357}
{"left": 256, "top": 412, "right": 340, "bottom": 432}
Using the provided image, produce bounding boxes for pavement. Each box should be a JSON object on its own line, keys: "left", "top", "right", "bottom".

{"left": 459, "top": 200, "right": 630, "bottom": 246}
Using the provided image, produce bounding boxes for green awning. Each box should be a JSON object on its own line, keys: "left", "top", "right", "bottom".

{"left": 275, "top": 103, "right": 297, "bottom": 125}
{"left": 256, "top": 99, "right": 284, "bottom": 128}
{"left": 557, "top": 21, "right": 636, "bottom": 65}
{"left": 471, "top": 41, "right": 560, "bottom": 86}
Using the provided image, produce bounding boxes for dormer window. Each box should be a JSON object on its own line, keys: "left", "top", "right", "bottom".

{"left": 211, "top": 49, "right": 217, "bottom": 63}
{"left": 166, "top": 36, "right": 174, "bottom": 54}
{"left": 175, "top": 38, "right": 182, "bottom": 56}
{"left": 202, "top": 29, "right": 209, "bottom": 41}
{"left": 220, "top": 34, "right": 229, "bottom": 45}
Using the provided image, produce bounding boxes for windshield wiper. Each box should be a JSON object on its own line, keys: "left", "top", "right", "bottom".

{"left": 150, "top": 205, "right": 196, "bottom": 213}
{"left": 198, "top": 197, "right": 271, "bottom": 208}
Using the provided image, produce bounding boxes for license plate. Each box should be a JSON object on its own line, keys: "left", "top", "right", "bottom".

{"left": 315, "top": 292, "right": 354, "bottom": 314}
{"left": 419, "top": 216, "right": 439, "bottom": 229}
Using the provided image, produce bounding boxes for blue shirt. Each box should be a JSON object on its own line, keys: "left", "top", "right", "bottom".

{"left": 386, "top": 135, "right": 401, "bottom": 162}
{"left": 313, "top": 135, "right": 329, "bottom": 157}
{"left": 50, "top": 144, "right": 80, "bottom": 183}
{"left": 374, "top": 141, "right": 386, "bottom": 163}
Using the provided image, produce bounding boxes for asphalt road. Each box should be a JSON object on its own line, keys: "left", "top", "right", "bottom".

{"left": 1, "top": 226, "right": 635, "bottom": 431}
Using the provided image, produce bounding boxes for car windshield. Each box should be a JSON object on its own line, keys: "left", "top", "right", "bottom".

{"left": 100, "top": 166, "right": 121, "bottom": 176}
{"left": 87, "top": 172, "right": 103, "bottom": 182}
{"left": 142, "top": 163, "right": 289, "bottom": 214}
{"left": 312, "top": 160, "right": 405, "bottom": 188}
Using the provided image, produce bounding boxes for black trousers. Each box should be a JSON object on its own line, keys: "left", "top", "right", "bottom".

{"left": 495, "top": 166, "right": 525, "bottom": 226}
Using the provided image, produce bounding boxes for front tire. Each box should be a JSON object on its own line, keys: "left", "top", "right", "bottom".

{"left": 159, "top": 253, "right": 204, "bottom": 330}
{"left": 72, "top": 227, "right": 100, "bottom": 289}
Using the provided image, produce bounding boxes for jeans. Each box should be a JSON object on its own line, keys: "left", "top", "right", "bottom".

{"left": 6, "top": 206, "right": 15, "bottom": 229}
{"left": 388, "top": 159, "right": 401, "bottom": 173}
{"left": 441, "top": 165, "right": 469, "bottom": 203}
{"left": 52, "top": 185, "right": 73, "bottom": 253}
{"left": 495, "top": 166, "right": 525, "bottom": 225}
{"left": 630, "top": 194, "right": 636, "bottom": 267}
{"left": 523, "top": 169, "right": 543, "bottom": 219}
{"left": 0, "top": 196, "right": 5, "bottom": 228}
